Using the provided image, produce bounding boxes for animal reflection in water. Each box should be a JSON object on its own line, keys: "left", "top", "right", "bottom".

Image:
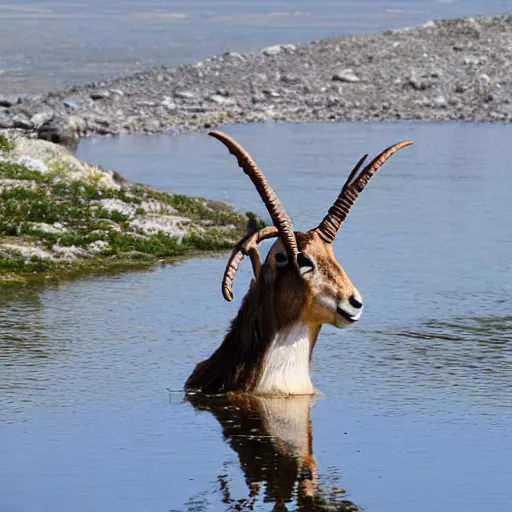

{"left": 185, "top": 131, "right": 413, "bottom": 396}
{"left": 187, "top": 393, "right": 361, "bottom": 511}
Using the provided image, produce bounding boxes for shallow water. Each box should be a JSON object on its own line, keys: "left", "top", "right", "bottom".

{"left": 2, "top": 0, "right": 512, "bottom": 93}
{"left": 2, "top": 121, "right": 512, "bottom": 511}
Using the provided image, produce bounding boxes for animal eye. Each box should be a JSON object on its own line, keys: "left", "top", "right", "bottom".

{"left": 275, "top": 252, "right": 288, "bottom": 267}
{"left": 297, "top": 253, "right": 315, "bottom": 275}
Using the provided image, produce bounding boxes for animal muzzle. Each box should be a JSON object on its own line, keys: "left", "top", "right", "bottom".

{"left": 336, "top": 295, "right": 363, "bottom": 323}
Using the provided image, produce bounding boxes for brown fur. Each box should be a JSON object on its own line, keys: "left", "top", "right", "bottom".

{"left": 184, "top": 230, "right": 359, "bottom": 395}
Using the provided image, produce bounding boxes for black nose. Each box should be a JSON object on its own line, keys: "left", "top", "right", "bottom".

{"left": 349, "top": 296, "right": 363, "bottom": 309}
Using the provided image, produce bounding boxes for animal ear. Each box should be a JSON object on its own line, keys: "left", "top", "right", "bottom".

{"left": 275, "top": 252, "right": 289, "bottom": 268}
{"left": 297, "top": 252, "right": 315, "bottom": 275}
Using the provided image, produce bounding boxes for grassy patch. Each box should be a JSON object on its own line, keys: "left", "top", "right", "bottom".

{"left": 0, "top": 256, "right": 54, "bottom": 274}
{"left": 0, "top": 143, "right": 264, "bottom": 283}
{"left": 147, "top": 189, "right": 243, "bottom": 226}
{"left": 0, "top": 133, "right": 14, "bottom": 154}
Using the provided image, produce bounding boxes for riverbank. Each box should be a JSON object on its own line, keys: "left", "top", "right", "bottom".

{"left": 1, "top": 14, "right": 512, "bottom": 145}
{"left": 0, "top": 130, "right": 258, "bottom": 282}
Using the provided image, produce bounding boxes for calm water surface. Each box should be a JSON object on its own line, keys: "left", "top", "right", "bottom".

{"left": 2, "top": 0, "right": 512, "bottom": 93}
{"left": 1, "top": 122, "right": 512, "bottom": 511}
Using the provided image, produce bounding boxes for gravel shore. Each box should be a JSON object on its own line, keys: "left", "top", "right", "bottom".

{"left": 1, "top": 14, "right": 512, "bottom": 144}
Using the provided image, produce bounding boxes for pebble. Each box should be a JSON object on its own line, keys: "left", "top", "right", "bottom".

{"left": 463, "top": 55, "right": 485, "bottom": 65}
{"left": 280, "top": 74, "right": 302, "bottom": 85}
{"left": 30, "top": 111, "right": 54, "bottom": 128}
{"left": 68, "top": 115, "right": 87, "bottom": 133}
{"left": 0, "top": 97, "right": 13, "bottom": 108}
{"left": 332, "top": 69, "right": 361, "bottom": 83}
{"left": 261, "top": 44, "right": 295, "bottom": 56}
{"left": 12, "top": 116, "right": 33, "bottom": 129}
{"left": 63, "top": 97, "right": 80, "bottom": 110}
{"left": 262, "top": 45, "right": 284, "bottom": 56}
{"left": 90, "top": 90, "right": 111, "bottom": 100}
{"left": 433, "top": 95, "right": 447, "bottom": 107}
{"left": 0, "top": 114, "right": 13, "bottom": 128}
{"left": 161, "top": 97, "right": 177, "bottom": 111}
{"left": 174, "top": 91, "right": 195, "bottom": 99}
{"left": 226, "top": 52, "right": 245, "bottom": 62}
{"left": 210, "top": 95, "right": 235, "bottom": 106}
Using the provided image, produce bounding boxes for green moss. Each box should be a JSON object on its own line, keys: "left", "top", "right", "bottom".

{"left": 0, "top": 256, "right": 54, "bottom": 273}
{"left": 0, "top": 160, "right": 42, "bottom": 181}
{"left": 0, "top": 133, "right": 14, "bottom": 154}
{"left": 148, "top": 189, "right": 243, "bottom": 225}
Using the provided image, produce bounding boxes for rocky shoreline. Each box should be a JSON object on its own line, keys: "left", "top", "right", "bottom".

{"left": 1, "top": 14, "right": 512, "bottom": 144}
{"left": 0, "top": 131, "right": 259, "bottom": 282}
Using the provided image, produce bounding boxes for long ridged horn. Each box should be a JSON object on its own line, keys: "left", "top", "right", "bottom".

{"left": 208, "top": 131, "right": 298, "bottom": 258}
{"left": 316, "top": 140, "right": 414, "bottom": 243}
{"left": 222, "top": 226, "right": 279, "bottom": 302}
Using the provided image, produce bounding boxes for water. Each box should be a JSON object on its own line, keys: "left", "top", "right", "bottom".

{"left": 2, "top": 0, "right": 512, "bottom": 94}
{"left": 1, "top": 122, "right": 511, "bottom": 511}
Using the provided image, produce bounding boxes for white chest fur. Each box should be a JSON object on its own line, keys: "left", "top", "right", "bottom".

{"left": 255, "top": 323, "right": 314, "bottom": 395}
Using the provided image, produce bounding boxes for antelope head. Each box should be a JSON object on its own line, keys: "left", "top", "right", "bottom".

{"left": 184, "top": 131, "right": 413, "bottom": 396}
{"left": 215, "top": 130, "right": 413, "bottom": 328}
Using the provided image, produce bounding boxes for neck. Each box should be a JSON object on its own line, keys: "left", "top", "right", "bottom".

{"left": 184, "top": 279, "right": 321, "bottom": 395}
{"left": 254, "top": 323, "right": 319, "bottom": 395}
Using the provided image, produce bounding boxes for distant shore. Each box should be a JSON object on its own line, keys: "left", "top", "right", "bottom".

{"left": 1, "top": 14, "right": 512, "bottom": 144}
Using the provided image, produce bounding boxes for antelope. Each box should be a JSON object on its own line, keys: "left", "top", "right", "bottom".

{"left": 185, "top": 131, "right": 413, "bottom": 396}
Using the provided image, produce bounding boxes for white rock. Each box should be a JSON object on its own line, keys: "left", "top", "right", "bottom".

{"left": 261, "top": 43, "right": 296, "bottom": 56}
{"left": 433, "top": 95, "right": 447, "bottom": 107}
{"left": 17, "top": 156, "right": 48, "bottom": 173}
{"left": 332, "top": 69, "right": 361, "bottom": 83}
{"left": 161, "top": 97, "right": 177, "bottom": 111}
{"left": 210, "top": 94, "right": 235, "bottom": 106}
{"left": 463, "top": 55, "right": 484, "bottom": 66}
{"left": 30, "top": 111, "right": 53, "bottom": 128}
{"left": 262, "top": 44, "right": 283, "bottom": 56}
{"left": 227, "top": 51, "right": 245, "bottom": 62}
{"left": 88, "top": 240, "right": 110, "bottom": 254}
{"left": 464, "top": 17, "right": 481, "bottom": 33}
{"left": 97, "top": 199, "right": 136, "bottom": 217}
{"left": 67, "top": 115, "right": 87, "bottom": 133}
{"left": 131, "top": 215, "right": 190, "bottom": 238}
{"left": 174, "top": 91, "right": 195, "bottom": 99}
{"left": 51, "top": 244, "right": 86, "bottom": 259}
{"left": 29, "top": 222, "right": 66, "bottom": 234}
